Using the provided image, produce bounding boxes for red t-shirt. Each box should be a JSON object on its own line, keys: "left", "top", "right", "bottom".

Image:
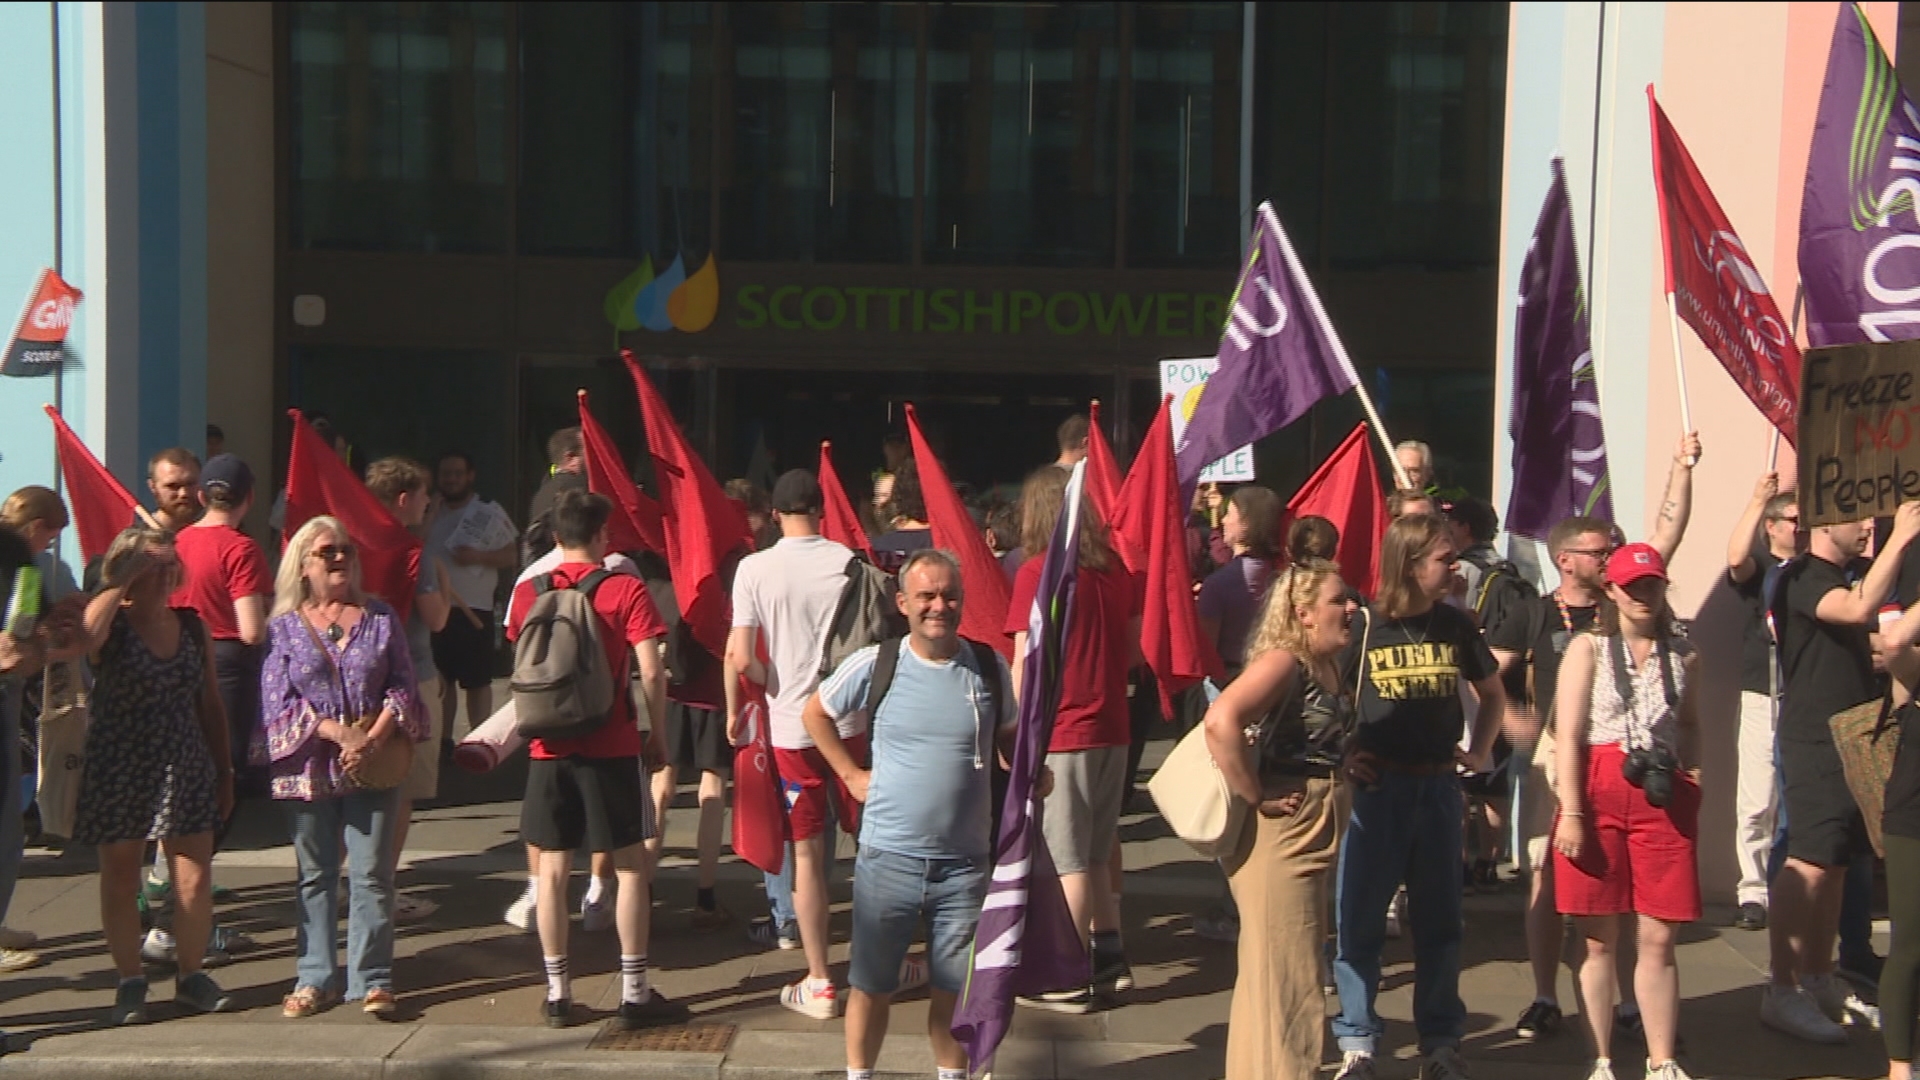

{"left": 1004, "top": 559, "right": 1136, "bottom": 752}
{"left": 507, "top": 563, "right": 666, "bottom": 760}
{"left": 169, "top": 524, "right": 270, "bottom": 642}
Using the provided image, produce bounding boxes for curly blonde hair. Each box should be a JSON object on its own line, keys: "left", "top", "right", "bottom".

{"left": 1245, "top": 558, "right": 1343, "bottom": 662}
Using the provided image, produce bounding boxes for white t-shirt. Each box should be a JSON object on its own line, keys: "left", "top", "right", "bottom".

{"left": 428, "top": 498, "right": 516, "bottom": 612}
{"left": 731, "top": 534, "right": 859, "bottom": 749}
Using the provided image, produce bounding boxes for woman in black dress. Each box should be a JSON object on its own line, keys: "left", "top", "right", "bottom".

{"left": 75, "top": 528, "right": 234, "bottom": 1025}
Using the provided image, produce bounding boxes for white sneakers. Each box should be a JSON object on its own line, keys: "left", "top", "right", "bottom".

{"left": 1803, "top": 971, "right": 1881, "bottom": 1031}
{"left": 580, "top": 891, "right": 615, "bottom": 933}
{"left": 1584, "top": 1060, "right": 1617, "bottom": 1080}
{"left": 503, "top": 890, "right": 537, "bottom": 933}
{"left": 1644, "top": 1060, "right": 1693, "bottom": 1080}
{"left": 1332, "top": 1050, "right": 1375, "bottom": 1080}
{"left": 1759, "top": 983, "right": 1847, "bottom": 1044}
{"left": 778, "top": 978, "right": 839, "bottom": 1020}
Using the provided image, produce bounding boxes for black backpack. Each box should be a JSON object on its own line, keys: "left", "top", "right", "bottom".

{"left": 1464, "top": 548, "right": 1540, "bottom": 633}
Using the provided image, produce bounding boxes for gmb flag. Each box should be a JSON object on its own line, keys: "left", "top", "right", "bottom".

{"left": 1, "top": 269, "right": 82, "bottom": 378}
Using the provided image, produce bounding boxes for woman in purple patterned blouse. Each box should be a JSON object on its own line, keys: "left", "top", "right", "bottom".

{"left": 255, "top": 516, "right": 423, "bottom": 1019}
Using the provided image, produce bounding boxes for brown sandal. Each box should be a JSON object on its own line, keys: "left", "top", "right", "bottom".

{"left": 282, "top": 985, "right": 337, "bottom": 1018}
{"left": 362, "top": 987, "right": 396, "bottom": 1016}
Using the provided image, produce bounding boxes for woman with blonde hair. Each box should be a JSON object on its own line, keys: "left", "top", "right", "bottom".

{"left": 256, "top": 516, "right": 423, "bottom": 1018}
{"left": 74, "top": 527, "right": 233, "bottom": 1024}
{"left": 1203, "top": 558, "right": 1359, "bottom": 1079}
{"left": 1329, "top": 513, "right": 1507, "bottom": 1080}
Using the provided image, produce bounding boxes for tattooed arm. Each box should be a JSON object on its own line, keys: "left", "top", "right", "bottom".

{"left": 1647, "top": 431, "right": 1701, "bottom": 565}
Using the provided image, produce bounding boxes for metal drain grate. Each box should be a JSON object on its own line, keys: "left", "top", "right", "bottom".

{"left": 589, "top": 1022, "right": 737, "bottom": 1053}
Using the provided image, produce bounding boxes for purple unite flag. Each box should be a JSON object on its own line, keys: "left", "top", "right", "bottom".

{"left": 1174, "top": 201, "right": 1359, "bottom": 492}
{"left": 1507, "top": 159, "right": 1615, "bottom": 540}
{"left": 1800, "top": 3, "right": 1920, "bottom": 346}
{"left": 951, "top": 463, "right": 1091, "bottom": 1076}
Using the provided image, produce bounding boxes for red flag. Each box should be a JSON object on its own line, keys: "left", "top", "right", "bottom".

{"left": 1288, "top": 423, "right": 1386, "bottom": 599}
{"left": 3, "top": 270, "right": 82, "bottom": 377}
{"left": 623, "top": 350, "right": 752, "bottom": 656}
{"left": 1648, "top": 87, "right": 1800, "bottom": 445}
{"left": 283, "top": 409, "right": 421, "bottom": 622}
{"left": 818, "top": 441, "right": 874, "bottom": 562}
{"left": 43, "top": 405, "right": 142, "bottom": 562}
{"left": 905, "top": 404, "right": 1012, "bottom": 657}
{"left": 1084, "top": 400, "right": 1123, "bottom": 531}
{"left": 578, "top": 390, "right": 666, "bottom": 555}
{"left": 1112, "top": 397, "right": 1223, "bottom": 714}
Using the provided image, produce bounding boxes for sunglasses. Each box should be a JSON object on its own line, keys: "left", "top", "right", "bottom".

{"left": 309, "top": 544, "right": 356, "bottom": 563}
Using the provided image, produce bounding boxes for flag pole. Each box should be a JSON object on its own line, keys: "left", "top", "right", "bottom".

{"left": 1352, "top": 381, "right": 1412, "bottom": 490}
{"left": 1663, "top": 292, "right": 1696, "bottom": 442}
{"left": 1771, "top": 281, "right": 1806, "bottom": 473}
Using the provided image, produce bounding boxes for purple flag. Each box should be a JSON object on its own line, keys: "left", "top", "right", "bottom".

{"left": 951, "top": 463, "right": 1090, "bottom": 1076}
{"left": 1174, "top": 201, "right": 1359, "bottom": 490}
{"left": 1800, "top": 4, "right": 1920, "bottom": 347}
{"left": 1507, "top": 159, "right": 1614, "bottom": 540}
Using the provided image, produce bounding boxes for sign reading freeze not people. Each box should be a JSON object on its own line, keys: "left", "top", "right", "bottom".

{"left": 1799, "top": 338, "right": 1920, "bottom": 526}
{"left": 1161, "top": 358, "right": 1255, "bottom": 483}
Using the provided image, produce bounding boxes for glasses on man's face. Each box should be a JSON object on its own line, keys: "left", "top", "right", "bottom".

{"left": 1770, "top": 515, "right": 1804, "bottom": 530}
{"left": 1563, "top": 547, "right": 1612, "bottom": 560}
{"left": 309, "top": 545, "right": 355, "bottom": 563}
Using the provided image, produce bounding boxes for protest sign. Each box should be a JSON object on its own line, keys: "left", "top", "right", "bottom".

{"left": 1161, "top": 357, "right": 1254, "bottom": 483}
{"left": 1799, "top": 338, "right": 1920, "bottom": 526}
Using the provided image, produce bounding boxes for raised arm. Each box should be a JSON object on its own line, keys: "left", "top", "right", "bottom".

{"left": 1726, "top": 472, "right": 1778, "bottom": 585}
{"left": 1818, "top": 502, "right": 1920, "bottom": 626}
{"left": 1647, "top": 431, "right": 1702, "bottom": 564}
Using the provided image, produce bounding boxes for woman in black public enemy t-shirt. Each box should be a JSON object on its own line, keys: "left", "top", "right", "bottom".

{"left": 1329, "top": 514, "right": 1506, "bottom": 1076}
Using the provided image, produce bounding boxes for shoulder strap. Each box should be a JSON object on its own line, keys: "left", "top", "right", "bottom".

{"left": 864, "top": 636, "right": 904, "bottom": 724}
{"left": 574, "top": 568, "right": 614, "bottom": 599}
{"left": 964, "top": 638, "right": 1000, "bottom": 723}
{"left": 534, "top": 573, "right": 558, "bottom": 597}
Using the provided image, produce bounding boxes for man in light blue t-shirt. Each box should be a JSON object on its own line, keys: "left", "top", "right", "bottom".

{"left": 802, "top": 549, "right": 1016, "bottom": 1080}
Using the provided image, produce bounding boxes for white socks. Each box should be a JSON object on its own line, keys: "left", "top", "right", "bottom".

{"left": 584, "top": 875, "right": 611, "bottom": 906}
{"left": 937, "top": 1069, "right": 967, "bottom": 1080}
{"left": 621, "top": 954, "right": 651, "bottom": 1005}
{"left": 847, "top": 1070, "right": 873, "bottom": 1080}
{"left": 543, "top": 955, "right": 569, "bottom": 1002}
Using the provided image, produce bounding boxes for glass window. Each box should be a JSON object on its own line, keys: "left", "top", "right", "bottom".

{"left": 924, "top": 3, "right": 1120, "bottom": 266}
{"left": 519, "top": 3, "right": 713, "bottom": 259}
{"left": 1127, "top": 3, "right": 1242, "bottom": 268}
{"left": 1250, "top": 3, "right": 1330, "bottom": 264}
{"left": 289, "top": 2, "right": 510, "bottom": 253}
{"left": 719, "top": 2, "right": 916, "bottom": 263}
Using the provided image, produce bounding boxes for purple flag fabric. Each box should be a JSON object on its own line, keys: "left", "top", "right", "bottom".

{"left": 951, "top": 463, "right": 1091, "bottom": 1076}
{"left": 1800, "top": 4, "right": 1920, "bottom": 347}
{"left": 1507, "top": 159, "right": 1615, "bottom": 540}
{"left": 1174, "top": 201, "right": 1359, "bottom": 491}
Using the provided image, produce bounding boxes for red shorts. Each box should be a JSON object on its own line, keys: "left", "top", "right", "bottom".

{"left": 1554, "top": 744, "right": 1701, "bottom": 922}
{"left": 775, "top": 737, "right": 866, "bottom": 842}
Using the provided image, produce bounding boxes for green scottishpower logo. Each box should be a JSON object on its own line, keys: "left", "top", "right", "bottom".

{"left": 733, "top": 285, "right": 1229, "bottom": 338}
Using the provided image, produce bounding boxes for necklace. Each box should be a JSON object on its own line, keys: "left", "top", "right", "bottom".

{"left": 309, "top": 602, "right": 348, "bottom": 644}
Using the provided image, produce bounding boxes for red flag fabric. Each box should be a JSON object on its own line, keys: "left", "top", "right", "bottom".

{"left": 818, "top": 441, "right": 874, "bottom": 563}
{"left": 283, "top": 409, "right": 422, "bottom": 622}
{"left": 43, "top": 405, "right": 141, "bottom": 562}
{"left": 1084, "top": 400, "right": 1123, "bottom": 530}
{"left": 905, "top": 404, "right": 1012, "bottom": 657}
{"left": 1111, "top": 397, "right": 1223, "bottom": 714}
{"left": 1648, "top": 87, "right": 1800, "bottom": 445}
{"left": 4, "top": 270, "right": 83, "bottom": 377}
{"left": 578, "top": 390, "right": 666, "bottom": 555}
{"left": 1287, "top": 423, "right": 1386, "bottom": 600}
{"left": 730, "top": 674, "right": 789, "bottom": 874}
{"left": 623, "top": 350, "right": 753, "bottom": 656}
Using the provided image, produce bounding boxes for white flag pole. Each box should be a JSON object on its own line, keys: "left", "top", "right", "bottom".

{"left": 1771, "top": 281, "right": 1805, "bottom": 473}
{"left": 1664, "top": 293, "right": 1697, "bottom": 463}
{"left": 1352, "top": 381, "right": 1412, "bottom": 491}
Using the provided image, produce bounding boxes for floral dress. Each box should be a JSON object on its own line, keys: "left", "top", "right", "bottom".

{"left": 72, "top": 609, "right": 221, "bottom": 845}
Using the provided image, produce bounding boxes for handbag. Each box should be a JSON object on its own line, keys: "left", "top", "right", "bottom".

{"left": 1150, "top": 609, "right": 1368, "bottom": 859}
{"left": 1830, "top": 695, "right": 1898, "bottom": 858}
{"left": 300, "top": 615, "right": 414, "bottom": 792}
{"left": 730, "top": 676, "right": 789, "bottom": 874}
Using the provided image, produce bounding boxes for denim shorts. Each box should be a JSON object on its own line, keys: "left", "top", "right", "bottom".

{"left": 849, "top": 847, "right": 989, "bottom": 996}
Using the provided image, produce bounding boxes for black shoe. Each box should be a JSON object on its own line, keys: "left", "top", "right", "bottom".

{"left": 1733, "top": 902, "right": 1768, "bottom": 930}
{"left": 617, "top": 990, "right": 691, "bottom": 1031}
{"left": 1094, "top": 957, "right": 1134, "bottom": 995}
{"left": 543, "top": 997, "right": 573, "bottom": 1029}
{"left": 1514, "top": 1000, "right": 1561, "bottom": 1039}
{"left": 1016, "top": 987, "right": 1096, "bottom": 1014}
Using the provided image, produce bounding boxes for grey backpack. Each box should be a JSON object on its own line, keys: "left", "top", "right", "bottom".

{"left": 512, "top": 570, "right": 617, "bottom": 741}
{"left": 816, "top": 556, "right": 908, "bottom": 679}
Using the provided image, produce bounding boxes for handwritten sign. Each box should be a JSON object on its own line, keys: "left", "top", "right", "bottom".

{"left": 1798, "top": 338, "right": 1920, "bottom": 527}
{"left": 1160, "top": 358, "right": 1255, "bottom": 483}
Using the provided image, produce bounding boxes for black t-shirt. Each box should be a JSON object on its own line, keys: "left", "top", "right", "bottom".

{"left": 1355, "top": 602, "right": 1497, "bottom": 764}
{"left": 1885, "top": 701, "right": 1920, "bottom": 840}
{"left": 1730, "top": 536, "right": 1788, "bottom": 695}
{"left": 1486, "top": 592, "right": 1599, "bottom": 717}
{"left": 1776, "top": 555, "right": 1878, "bottom": 745}
{"left": 524, "top": 469, "right": 589, "bottom": 564}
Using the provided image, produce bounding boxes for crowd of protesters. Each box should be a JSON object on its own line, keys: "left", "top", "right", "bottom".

{"left": 5, "top": 410, "right": 1920, "bottom": 1080}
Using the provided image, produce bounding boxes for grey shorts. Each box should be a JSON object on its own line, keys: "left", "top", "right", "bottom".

{"left": 1040, "top": 745, "right": 1127, "bottom": 875}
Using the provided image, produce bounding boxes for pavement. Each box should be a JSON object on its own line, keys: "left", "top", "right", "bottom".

{"left": 0, "top": 715, "right": 1903, "bottom": 1080}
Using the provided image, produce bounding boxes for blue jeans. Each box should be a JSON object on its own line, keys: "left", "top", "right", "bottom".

{"left": 285, "top": 787, "right": 400, "bottom": 999}
{"left": 764, "top": 789, "right": 837, "bottom": 928}
{"left": 848, "top": 848, "right": 988, "bottom": 995}
{"left": 1333, "top": 771, "right": 1467, "bottom": 1055}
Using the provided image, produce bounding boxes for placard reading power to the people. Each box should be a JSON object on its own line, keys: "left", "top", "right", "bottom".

{"left": 1160, "top": 357, "right": 1255, "bottom": 484}
{"left": 1798, "top": 337, "right": 1920, "bottom": 527}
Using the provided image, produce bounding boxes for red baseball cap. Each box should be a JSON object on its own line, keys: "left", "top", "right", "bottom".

{"left": 1606, "top": 542, "right": 1667, "bottom": 589}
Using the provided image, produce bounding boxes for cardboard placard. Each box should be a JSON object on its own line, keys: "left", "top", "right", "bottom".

{"left": 1799, "top": 338, "right": 1920, "bottom": 527}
